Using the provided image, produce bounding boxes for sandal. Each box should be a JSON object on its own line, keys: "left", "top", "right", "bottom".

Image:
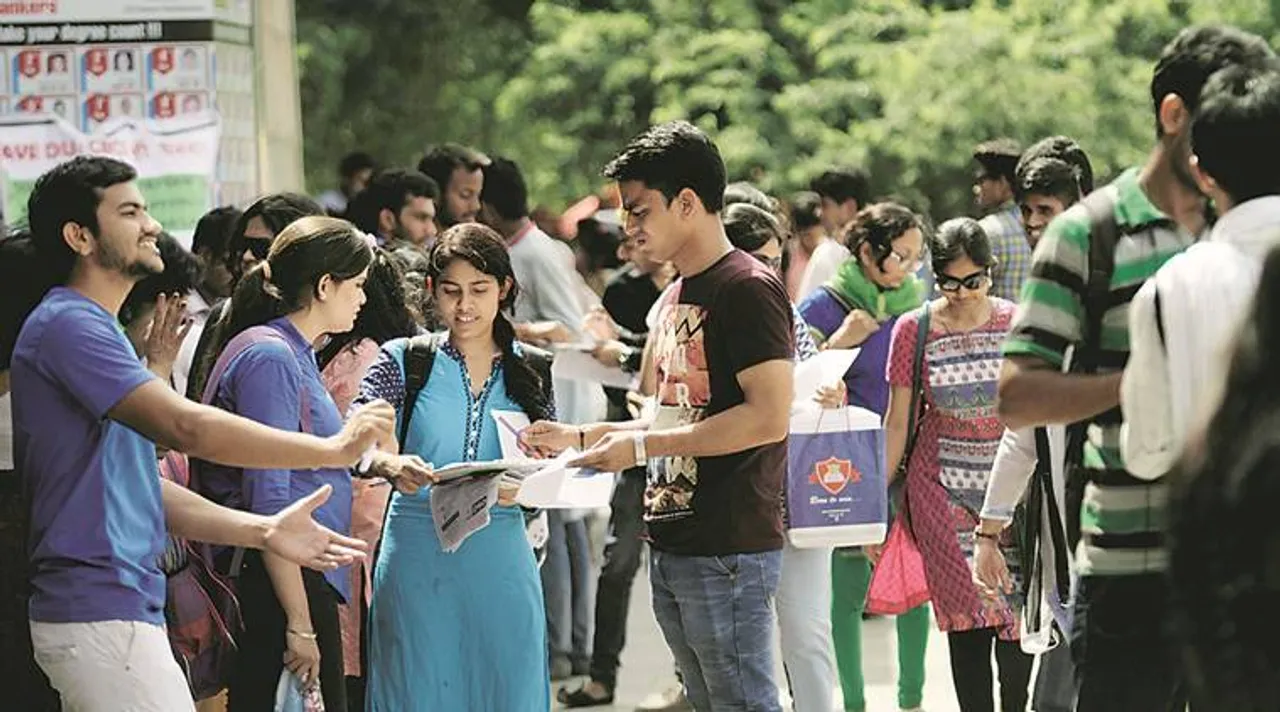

{"left": 557, "top": 683, "right": 615, "bottom": 708}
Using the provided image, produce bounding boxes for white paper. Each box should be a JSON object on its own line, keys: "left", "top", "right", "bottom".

{"left": 551, "top": 349, "right": 634, "bottom": 390}
{"left": 491, "top": 409, "right": 532, "bottom": 461}
{"left": 792, "top": 348, "right": 859, "bottom": 408}
{"left": 789, "top": 404, "right": 883, "bottom": 435}
{"left": 515, "top": 449, "right": 615, "bottom": 509}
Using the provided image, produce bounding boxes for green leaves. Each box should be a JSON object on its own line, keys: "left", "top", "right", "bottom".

{"left": 298, "top": 0, "right": 1272, "bottom": 218}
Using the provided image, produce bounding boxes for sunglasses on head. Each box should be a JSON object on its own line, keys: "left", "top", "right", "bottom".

{"left": 937, "top": 269, "right": 990, "bottom": 292}
{"left": 243, "top": 237, "right": 271, "bottom": 260}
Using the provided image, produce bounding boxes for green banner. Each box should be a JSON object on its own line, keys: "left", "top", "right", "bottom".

{"left": 4, "top": 174, "right": 210, "bottom": 234}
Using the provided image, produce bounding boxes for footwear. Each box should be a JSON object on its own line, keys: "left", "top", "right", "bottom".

{"left": 635, "top": 682, "right": 692, "bottom": 711}
{"left": 558, "top": 681, "right": 614, "bottom": 708}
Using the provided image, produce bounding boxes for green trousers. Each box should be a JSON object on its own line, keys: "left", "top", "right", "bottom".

{"left": 831, "top": 548, "right": 930, "bottom": 711}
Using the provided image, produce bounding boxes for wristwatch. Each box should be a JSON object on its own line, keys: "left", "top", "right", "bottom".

{"left": 617, "top": 346, "right": 632, "bottom": 369}
{"left": 632, "top": 432, "right": 648, "bottom": 469}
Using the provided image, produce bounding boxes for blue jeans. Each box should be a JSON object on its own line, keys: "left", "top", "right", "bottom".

{"left": 650, "top": 548, "right": 784, "bottom": 712}
{"left": 543, "top": 510, "right": 593, "bottom": 669}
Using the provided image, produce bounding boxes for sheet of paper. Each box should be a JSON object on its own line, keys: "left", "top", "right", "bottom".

{"left": 491, "top": 409, "right": 532, "bottom": 461}
{"left": 551, "top": 348, "right": 634, "bottom": 390}
{"left": 515, "top": 449, "right": 615, "bottom": 509}
{"left": 792, "top": 348, "right": 859, "bottom": 407}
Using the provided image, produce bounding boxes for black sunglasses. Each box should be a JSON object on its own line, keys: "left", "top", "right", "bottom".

{"left": 243, "top": 237, "right": 271, "bottom": 260}
{"left": 937, "top": 269, "right": 990, "bottom": 292}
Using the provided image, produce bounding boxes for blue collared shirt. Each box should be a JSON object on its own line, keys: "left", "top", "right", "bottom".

{"left": 207, "top": 317, "right": 351, "bottom": 599}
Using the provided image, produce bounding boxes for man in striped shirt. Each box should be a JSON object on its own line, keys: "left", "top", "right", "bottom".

{"left": 997, "top": 25, "right": 1274, "bottom": 712}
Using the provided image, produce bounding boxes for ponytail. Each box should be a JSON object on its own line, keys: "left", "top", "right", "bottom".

{"left": 494, "top": 313, "right": 552, "bottom": 421}
{"left": 188, "top": 262, "right": 286, "bottom": 399}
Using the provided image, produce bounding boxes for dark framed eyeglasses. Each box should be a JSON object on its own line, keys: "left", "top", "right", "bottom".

{"left": 243, "top": 237, "right": 271, "bottom": 260}
{"left": 937, "top": 269, "right": 990, "bottom": 292}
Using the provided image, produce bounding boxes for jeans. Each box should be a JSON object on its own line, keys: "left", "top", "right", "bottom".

{"left": 650, "top": 548, "right": 784, "bottom": 712}
{"left": 830, "top": 548, "right": 929, "bottom": 711}
{"left": 946, "top": 627, "right": 1033, "bottom": 712}
{"left": 543, "top": 509, "right": 594, "bottom": 670}
{"left": 1070, "top": 573, "right": 1187, "bottom": 712}
{"left": 777, "top": 543, "right": 837, "bottom": 712}
{"left": 587, "top": 469, "right": 646, "bottom": 688}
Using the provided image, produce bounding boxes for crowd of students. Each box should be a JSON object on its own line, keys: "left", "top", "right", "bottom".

{"left": 3, "top": 20, "right": 1280, "bottom": 712}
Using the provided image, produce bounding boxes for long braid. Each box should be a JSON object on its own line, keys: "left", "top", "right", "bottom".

{"left": 494, "top": 313, "right": 551, "bottom": 421}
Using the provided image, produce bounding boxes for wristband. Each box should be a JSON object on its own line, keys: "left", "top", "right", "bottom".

{"left": 974, "top": 529, "right": 999, "bottom": 541}
{"left": 287, "top": 628, "right": 317, "bottom": 640}
{"left": 633, "top": 432, "right": 648, "bottom": 469}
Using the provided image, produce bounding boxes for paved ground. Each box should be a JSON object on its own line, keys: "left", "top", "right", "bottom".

{"left": 556, "top": 556, "right": 966, "bottom": 712}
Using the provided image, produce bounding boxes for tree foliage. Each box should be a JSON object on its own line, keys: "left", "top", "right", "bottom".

{"left": 298, "top": 0, "right": 1273, "bottom": 220}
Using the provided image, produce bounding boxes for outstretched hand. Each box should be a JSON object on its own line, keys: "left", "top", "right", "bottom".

{"left": 263, "top": 485, "right": 368, "bottom": 570}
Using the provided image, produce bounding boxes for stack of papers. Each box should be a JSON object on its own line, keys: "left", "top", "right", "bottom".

{"left": 488, "top": 410, "right": 615, "bottom": 509}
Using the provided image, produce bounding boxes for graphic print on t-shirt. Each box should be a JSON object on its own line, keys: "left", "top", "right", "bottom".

{"left": 647, "top": 291, "right": 710, "bottom": 522}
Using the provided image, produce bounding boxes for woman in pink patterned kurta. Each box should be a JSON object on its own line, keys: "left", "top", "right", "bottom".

{"left": 316, "top": 250, "right": 421, "bottom": 703}
{"left": 883, "top": 218, "right": 1032, "bottom": 712}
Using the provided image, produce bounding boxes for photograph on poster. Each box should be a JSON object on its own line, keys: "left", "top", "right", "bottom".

{"left": 12, "top": 49, "right": 76, "bottom": 95}
{"left": 80, "top": 47, "right": 142, "bottom": 93}
{"left": 146, "top": 44, "right": 208, "bottom": 92}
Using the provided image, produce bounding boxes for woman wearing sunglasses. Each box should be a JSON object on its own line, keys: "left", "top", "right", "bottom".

{"left": 881, "top": 217, "right": 1032, "bottom": 712}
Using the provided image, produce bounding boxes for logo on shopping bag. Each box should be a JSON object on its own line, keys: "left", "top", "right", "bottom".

{"left": 810, "top": 457, "right": 859, "bottom": 496}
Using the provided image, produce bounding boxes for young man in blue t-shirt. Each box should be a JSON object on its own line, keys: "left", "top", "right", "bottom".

{"left": 11, "top": 156, "right": 404, "bottom": 711}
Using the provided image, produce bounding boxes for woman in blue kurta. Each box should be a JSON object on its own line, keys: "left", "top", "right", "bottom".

{"left": 357, "top": 223, "right": 552, "bottom": 712}
{"left": 796, "top": 202, "right": 930, "bottom": 712}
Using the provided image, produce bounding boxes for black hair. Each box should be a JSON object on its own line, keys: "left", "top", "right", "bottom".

{"left": 224, "top": 192, "right": 324, "bottom": 277}
{"left": 1169, "top": 244, "right": 1280, "bottom": 710}
{"left": 603, "top": 121, "right": 727, "bottom": 214}
{"left": 0, "top": 229, "right": 57, "bottom": 371}
{"left": 576, "top": 217, "right": 624, "bottom": 272}
{"left": 1015, "top": 157, "right": 1084, "bottom": 206}
{"left": 27, "top": 155, "right": 138, "bottom": 285}
{"left": 480, "top": 157, "right": 530, "bottom": 221}
{"left": 417, "top": 143, "right": 489, "bottom": 195}
{"left": 845, "top": 202, "right": 924, "bottom": 271}
{"left": 809, "top": 168, "right": 871, "bottom": 207}
{"left": 191, "top": 205, "right": 242, "bottom": 262}
{"left": 1017, "top": 135, "right": 1095, "bottom": 194}
{"left": 387, "top": 246, "right": 438, "bottom": 330}
{"left": 426, "top": 223, "right": 552, "bottom": 421}
{"left": 1192, "top": 64, "right": 1280, "bottom": 204}
{"left": 973, "top": 138, "right": 1022, "bottom": 185}
{"left": 723, "top": 203, "right": 784, "bottom": 253}
{"left": 1151, "top": 24, "right": 1275, "bottom": 137}
{"left": 787, "top": 191, "right": 823, "bottom": 231}
{"left": 317, "top": 248, "right": 418, "bottom": 370}
{"left": 724, "top": 181, "right": 775, "bottom": 213}
{"left": 929, "top": 217, "right": 995, "bottom": 275}
{"left": 347, "top": 169, "right": 441, "bottom": 236}
{"left": 119, "top": 233, "right": 203, "bottom": 328}
{"left": 339, "top": 151, "right": 377, "bottom": 180}
{"left": 204, "top": 216, "right": 374, "bottom": 385}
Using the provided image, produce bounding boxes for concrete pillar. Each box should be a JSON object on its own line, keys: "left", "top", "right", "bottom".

{"left": 252, "top": 0, "right": 304, "bottom": 193}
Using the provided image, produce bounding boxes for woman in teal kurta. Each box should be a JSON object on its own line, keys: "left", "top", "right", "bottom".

{"left": 355, "top": 224, "right": 552, "bottom": 711}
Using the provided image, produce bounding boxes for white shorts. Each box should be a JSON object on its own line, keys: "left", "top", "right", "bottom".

{"left": 30, "top": 619, "right": 196, "bottom": 712}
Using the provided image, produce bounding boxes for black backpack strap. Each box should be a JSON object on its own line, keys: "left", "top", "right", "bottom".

{"left": 1064, "top": 189, "right": 1119, "bottom": 552}
{"left": 398, "top": 332, "right": 445, "bottom": 450}
{"left": 1032, "top": 427, "right": 1071, "bottom": 602}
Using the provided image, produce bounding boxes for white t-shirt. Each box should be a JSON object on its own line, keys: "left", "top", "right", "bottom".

{"left": 796, "top": 238, "right": 851, "bottom": 302}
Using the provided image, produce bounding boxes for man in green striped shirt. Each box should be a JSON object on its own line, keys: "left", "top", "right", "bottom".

{"left": 997, "top": 25, "right": 1274, "bottom": 712}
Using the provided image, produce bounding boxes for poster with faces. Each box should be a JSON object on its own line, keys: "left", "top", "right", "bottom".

{"left": 80, "top": 47, "right": 142, "bottom": 94}
{"left": 145, "top": 44, "right": 210, "bottom": 93}
{"left": 83, "top": 92, "right": 144, "bottom": 131}
{"left": 11, "top": 49, "right": 77, "bottom": 96}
